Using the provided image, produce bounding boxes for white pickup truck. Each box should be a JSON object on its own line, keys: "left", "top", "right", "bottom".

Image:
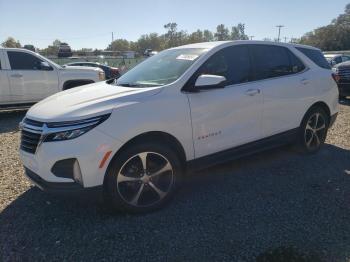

{"left": 0, "top": 48, "right": 105, "bottom": 108}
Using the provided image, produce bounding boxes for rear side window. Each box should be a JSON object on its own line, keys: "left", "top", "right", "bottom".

{"left": 250, "top": 45, "right": 301, "bottom": 81}
{"left": 8, "top": 51, "right": 44, "bottom": 70}
{"left": 289, "top": 51, "right": 306, "bottom": 73}
{"left": 200, "top": 45, "right": 252, "bottom": 85}
{"left": 296, "top": 47, "right": 330, "bottom": 69}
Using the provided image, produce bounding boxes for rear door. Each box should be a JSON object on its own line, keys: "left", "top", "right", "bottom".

{"left": 249, "top": 45, "right": 308, "bottom": 137}
{"left": 0, "top": 50, "right": 11, "bottom": 104}
{"left": 6, "top": 50, "right": 59, "bottom": 103}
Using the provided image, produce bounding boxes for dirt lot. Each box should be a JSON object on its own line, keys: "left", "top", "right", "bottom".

{"left": 1, "top": 102, "right": 350, "bottom": 261}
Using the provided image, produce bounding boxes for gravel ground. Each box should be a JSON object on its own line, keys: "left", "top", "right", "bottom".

{"left": 0, "top": 102, "right": 350, "bottom": 261}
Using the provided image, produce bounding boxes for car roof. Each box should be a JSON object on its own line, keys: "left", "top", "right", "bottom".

{"left": 170, "top": 40, "right": 320, "bottom": 51}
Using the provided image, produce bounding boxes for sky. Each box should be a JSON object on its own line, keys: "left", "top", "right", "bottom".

{"left": 0, "top": 0, "right": 348, "bottom": 49}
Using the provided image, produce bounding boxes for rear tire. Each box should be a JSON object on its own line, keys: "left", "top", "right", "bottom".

{"left": 104, "top": 142, "right": 183, "bottom": 213}
{"left": 296, "top": 107, "right": 329, "bottom": 154}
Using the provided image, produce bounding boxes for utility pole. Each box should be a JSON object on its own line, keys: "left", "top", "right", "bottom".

{"left": 112, "top": 32, "right": 114, "bottom": 43}
{"left": 250, "top": 36, "right": 254, "bottom": 40}
{"left": 284, "top": 37, "right": 288, "bottom": 43}
{"left": 276, "top": 25, "right": 284, "bottom": 42}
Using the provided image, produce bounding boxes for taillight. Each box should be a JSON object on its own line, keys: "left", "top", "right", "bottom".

{"left": 332, "top": 73, "right": 340, "bottom": 83}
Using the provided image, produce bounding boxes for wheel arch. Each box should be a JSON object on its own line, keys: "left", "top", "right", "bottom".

{"left": 62, "top": 79, "right": 94, "bottom": 90}
{"left": 302, "top": 101, "right": 331, "bottom": 125}
{"left": 104, "top": 131, "right": 187, "bottom": 184}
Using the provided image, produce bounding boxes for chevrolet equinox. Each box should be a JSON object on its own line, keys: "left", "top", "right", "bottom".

{"left": 19, "top": 41, "right": 339, "bottom": 213}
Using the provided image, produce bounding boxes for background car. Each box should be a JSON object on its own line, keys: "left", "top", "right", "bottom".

{"left": 332, "top": 61, "right": 350, "bottom": 99}
{"left": 64, "top": 62, "right": 120, "bottom": 79}
{"left": 0, "top": 48, "right": 105, "bottom": 108}
{"left": 58, "top": 43, "right": 73, "bottom": 58}
{"left": 324, "top": 53, "right": 350, "bottom": 67}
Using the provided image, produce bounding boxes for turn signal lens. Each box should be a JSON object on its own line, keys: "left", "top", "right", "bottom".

{"left": 332, "top": 73, "right": 340, "bottom": 83}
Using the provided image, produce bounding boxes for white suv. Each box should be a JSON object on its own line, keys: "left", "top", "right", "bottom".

{"left": 19, "top": 41, "right": 339, "bottom": 213}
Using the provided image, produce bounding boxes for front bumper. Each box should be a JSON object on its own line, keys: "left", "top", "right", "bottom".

{"left": 20, "top": 127, "right": 122, "bottom": 190}
{"left": 337, "top": 82, "right": 350, "bottom": 96}
{"left": 25, "top": 167, "right": 102, "bottom": 194}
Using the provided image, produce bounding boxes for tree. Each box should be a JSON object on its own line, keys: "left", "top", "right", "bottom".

{"left": 231, "top": 23, "right": 249, "bottom": 40}
{"left": 188, "top": 30, "right": 204, "bottom": 43}
{"left": 299, "top": 3, "right": 350, "bottom": 50}
{"left": 107, "top": 39, "right": 130, "bottom": 52}
{"left": 52, "top": 39, "right": 61, "bottom": 47}
{"left": 1, "top": 37, "right": 21, "bottom": 48}
{"left": 203, "top": 30, "right": 214, "bottom": 42}
{"left": 164, "top": 22, "right": 179, "bottom": 47}
{"left": 41, "top": 39, "right": 62, "bottom": 56}
{"left": 136, "top": 33, "right": 162, "bottom": 53}
{"left": 214, "top": 24, "right": 230, "bottom": 41}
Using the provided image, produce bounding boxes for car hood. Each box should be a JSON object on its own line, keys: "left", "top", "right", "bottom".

{"left": 61, "top": 66, "right": 102, "bottom": 72}
{"left": 334, "top": 61, "right": 350, "bottom": 69}
{"left": 26, "top": 81, "right": 163, "bottom": 122}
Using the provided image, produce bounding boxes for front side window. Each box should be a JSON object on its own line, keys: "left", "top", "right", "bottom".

{"left": 8, "top": 51, "right": 44, "bottom": 70}
{"left": 250, "top": 45, "right": 296, "bottom": 81}
{"left": 334, "top": 56, "right": 342, "bottom": 64}
{"left": 199, "top": 45, "right": 252, "bottom": 85}
{"left": 342, "top": 56, "right": 350, "bottom": 62}
{"left": 116, "top": 48, "right": 207, "bottom": 87}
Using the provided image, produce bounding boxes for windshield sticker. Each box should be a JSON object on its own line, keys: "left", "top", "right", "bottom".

{"left": 176, "top": 54, "right": 199, "bottom": 61}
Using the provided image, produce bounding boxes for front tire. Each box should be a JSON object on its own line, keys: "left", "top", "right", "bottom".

{"left": 104, "top": 142, "right": 182, "bottom": 213}
{"left": 297, "top": 107, "right": 329, "bottom": 154}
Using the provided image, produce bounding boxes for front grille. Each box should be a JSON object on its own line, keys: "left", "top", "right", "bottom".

{"left": 23, "top": 118, "right": 43, "bottom": 127}
{"left": 337, "top": 67, "right": 350, "bottom": 80}
{"left": 20, "top": 118, "right": 44, "bottom": 154}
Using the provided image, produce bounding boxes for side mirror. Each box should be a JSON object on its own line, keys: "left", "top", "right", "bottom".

{"left": 40, "top": 61, "right": 53, "bottom": 71}
{"left": 194, "top": 74, "right": 226, "bottom": 90}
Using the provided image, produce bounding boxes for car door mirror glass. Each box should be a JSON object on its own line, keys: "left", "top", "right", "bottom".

{"left": 194, "top": 74, "right": 226, "bottom": 90}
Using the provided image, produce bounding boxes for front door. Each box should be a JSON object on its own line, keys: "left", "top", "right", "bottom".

{"left": 6, "top": 50, "right": 59, "bottom": 103}
{"left": 187, "top": 45, "right": 263, "bottom": 158}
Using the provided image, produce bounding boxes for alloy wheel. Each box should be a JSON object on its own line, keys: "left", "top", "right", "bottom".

{"left": 304, "top": 112, "right": 327, "bottom": 150}
{"left": 116, "top": 152, "right": 174, "bottom": 207}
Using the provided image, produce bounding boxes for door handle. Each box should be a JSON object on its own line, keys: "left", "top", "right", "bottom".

{"left": 10, "top": 73, "right": 23, "bottom": 78}
{"left": 245, "top": 89, "right": 260, "bottom": 96}
{"left": 301, "top": 78, "right": 309, "bottom": 85}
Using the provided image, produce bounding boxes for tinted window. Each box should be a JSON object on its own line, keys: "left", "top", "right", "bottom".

{"left": 289, "top": 51, "right": 306, "bottom": 73}
{"left": 295, "top": 47, "right": 330, "bottom": 69}
{"left": 200, "top": 45, "right": 252, "bottom": 85}
{"left": 8, "top": 51, "right": 44, "bottom": 70}
{"left": 250, "top": 45, "right": 298, "bottom": 80}
{"left": 342, "top": 56, "right": 350, "bottom": 62}
{"left": 334, "top": 56, "right": 342, "bottom": 64}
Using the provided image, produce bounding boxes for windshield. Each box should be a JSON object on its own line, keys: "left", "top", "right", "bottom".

{"left": 116, "top": 48, "right": 207, "bottom": 87}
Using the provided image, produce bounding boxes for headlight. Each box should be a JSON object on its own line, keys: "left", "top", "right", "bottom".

{"left": 98, "top": 71, "right": 105, "bottom": 81}
{"left": 44, "top": 114, "right": 110, "bottom": 142}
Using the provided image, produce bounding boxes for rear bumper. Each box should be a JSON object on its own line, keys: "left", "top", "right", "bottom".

{"left": 25, "top": 167, "right": 102, "bottom": 195}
